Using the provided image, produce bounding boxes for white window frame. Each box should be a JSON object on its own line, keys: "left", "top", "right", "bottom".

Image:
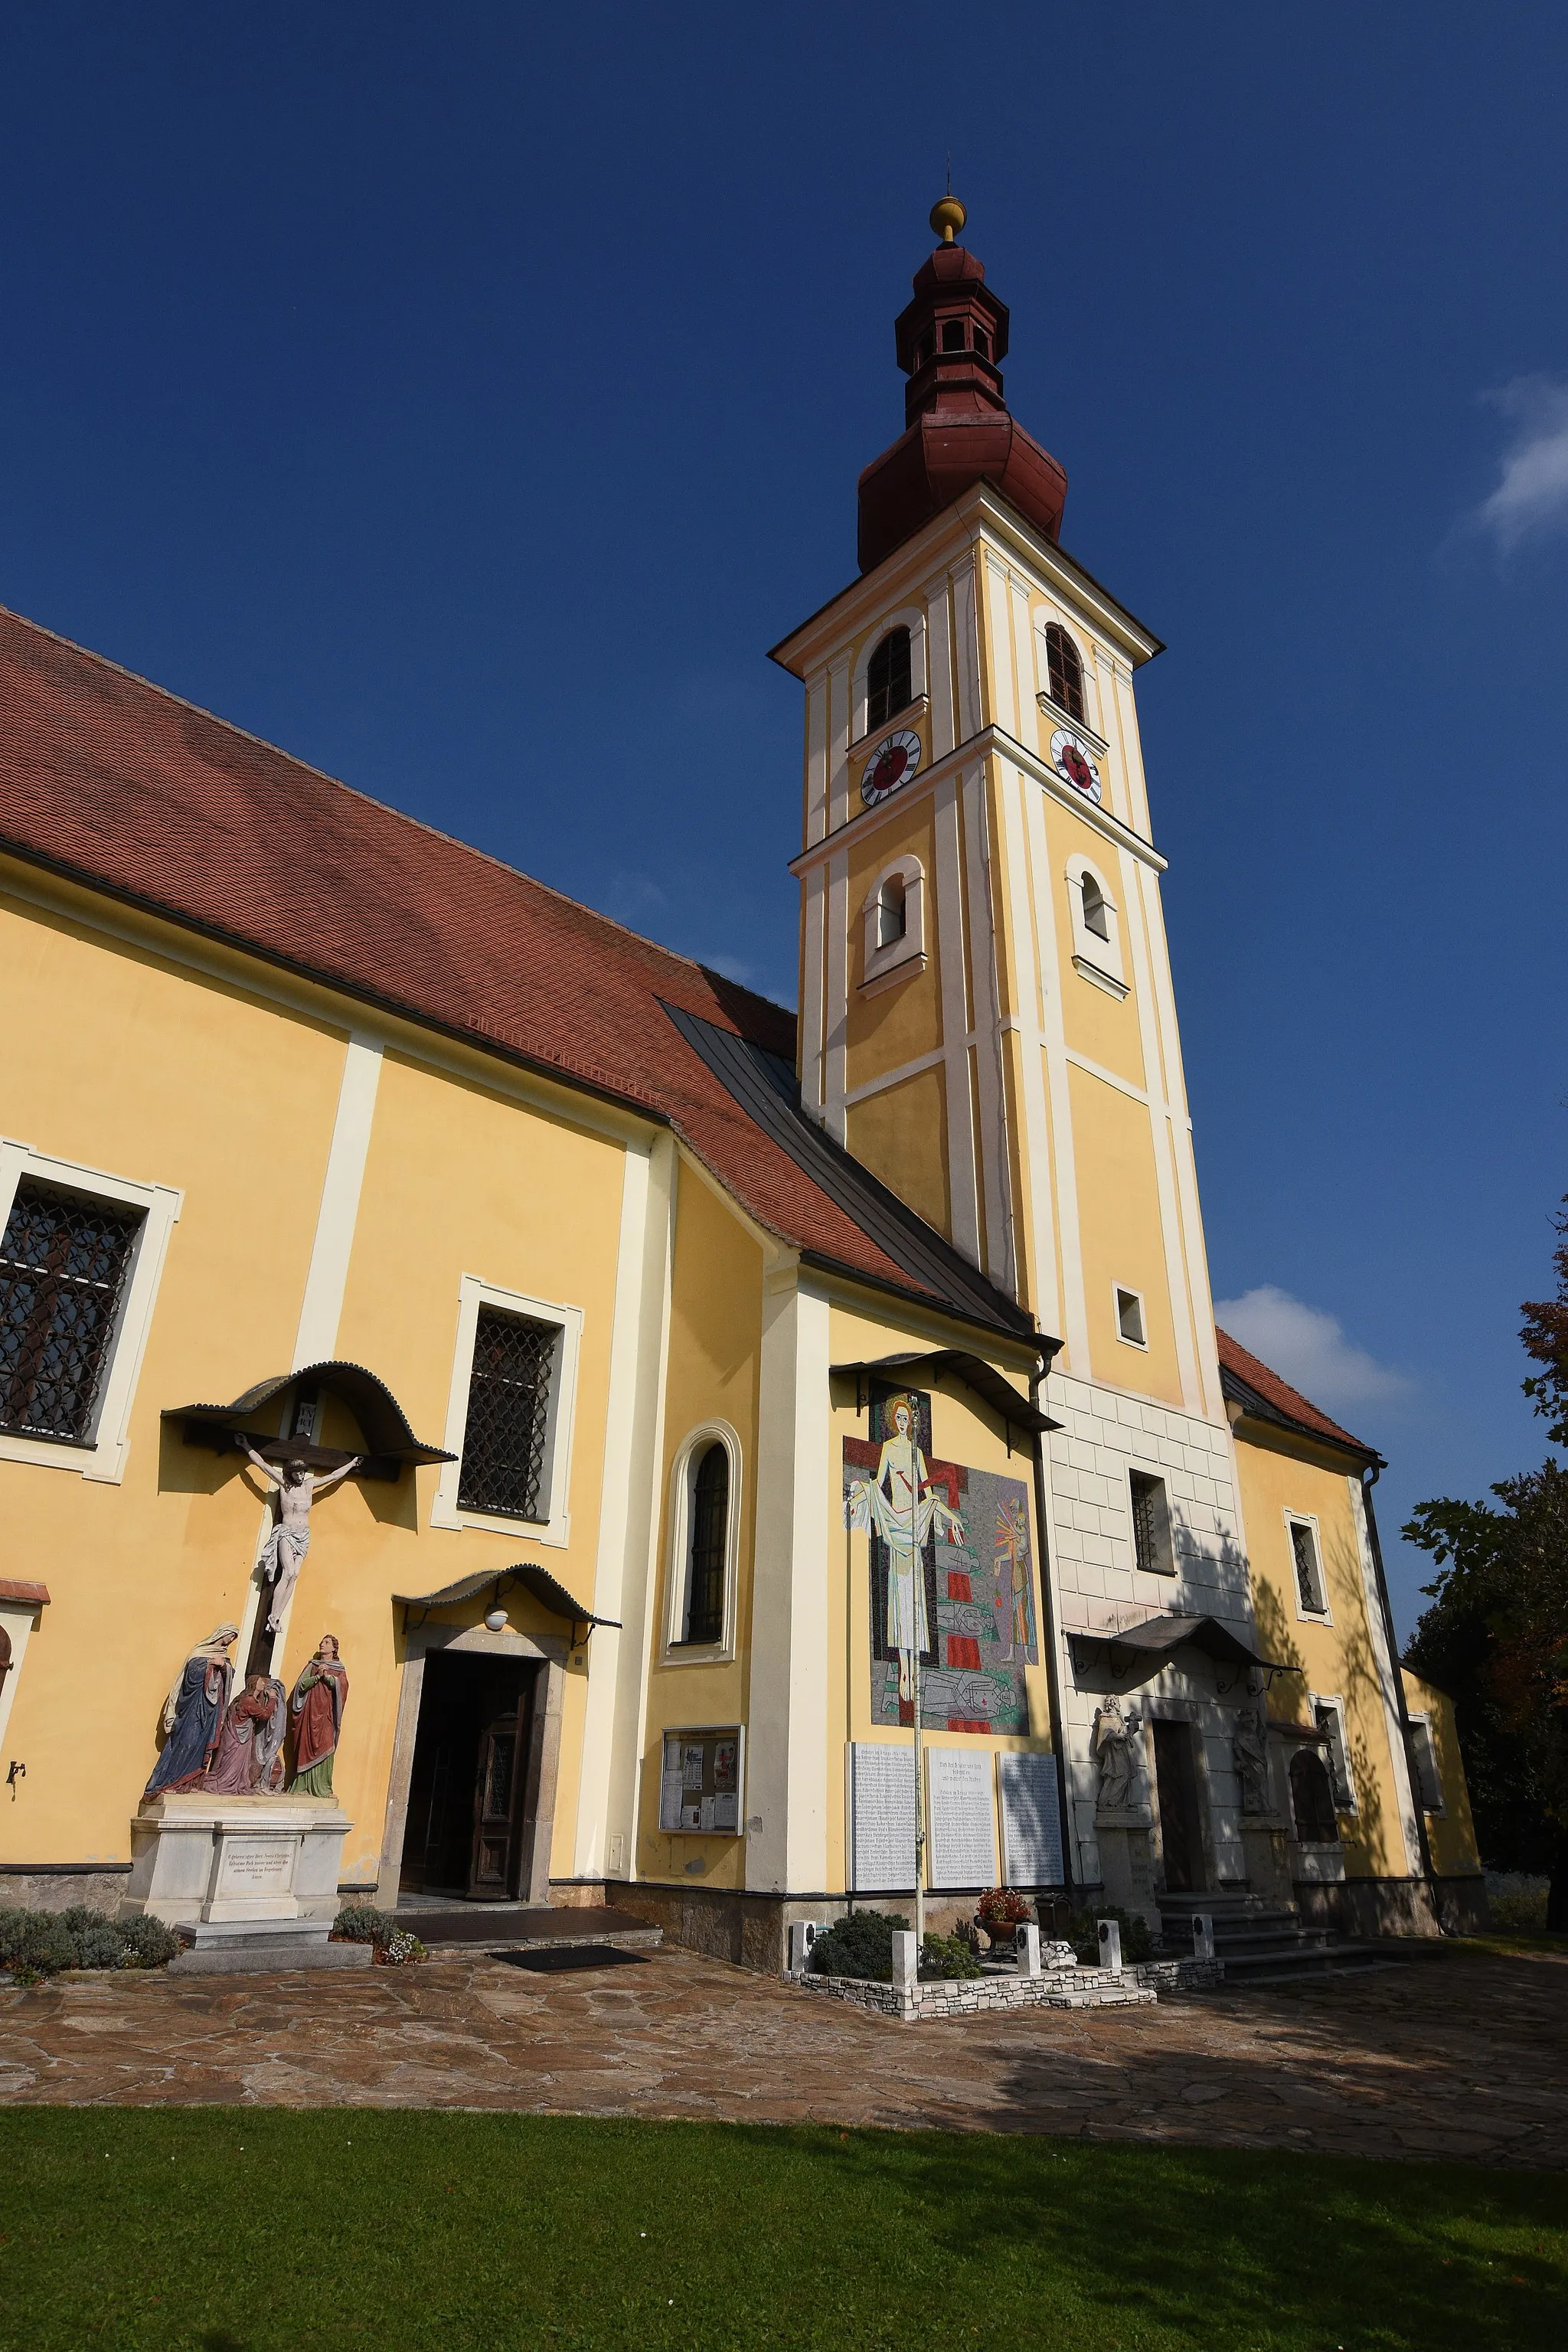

{"left": 1286, "top": 1511, "right": 1332, "bottom": 1624}
{"left": 430, "top": 1275, "right": 583, "bottom": 1548}
{"left": 0, "top": 1139, "right": 181, "bottom": 1485}
{"left": 1128, "top": 1463, "right": 1175, "bottom": 1576}
{"left": 0, "top": 1588, "right": 47, "bottom": 1758}
{"left": 662, "top": 1419, "right": 743, "bottom": 1662}
{"left": 860, "top": 854, "right": 928, "bottom": 995}
{"left": 851, "top": 605, "right": 929, "bottom": 745}
{"left": 1311, "top": 1692, "right": 1357, "bottom": 1813}
{"left": 1113, "top": 1282, "right": 1148, "bottom": 1350}
{"left": 1033, "top": 610, "right": 1106, "bottom": 738}
{"left": 1066, "top": 853, "right": 1128, "bottom": 997}
{"left": 1407, "top": 1713, "right": 1446, "bottom": 1815}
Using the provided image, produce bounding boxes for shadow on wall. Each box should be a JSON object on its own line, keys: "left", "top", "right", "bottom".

{"left": 1250, "top": 1529, "right": 1394, "bottom": 1870}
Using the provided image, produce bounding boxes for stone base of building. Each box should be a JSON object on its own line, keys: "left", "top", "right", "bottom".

{"left": 1292, "top": 1873, "right": 1474, "bottom": 1941}
{"left": 552, "top": 1880, "right": 1106, "bottom": 1975}
{"left": 554, "top": 1880, "right": 847, "bottom": 1972}
{"left": 122, "top": 1794, "right": 352, "bottom": 1929}
{"left": 0, "top": 1863, "right": 132, "bottom": 1913}
{"left": 167, "top": 1916, "right": 374, "bottom": 1975}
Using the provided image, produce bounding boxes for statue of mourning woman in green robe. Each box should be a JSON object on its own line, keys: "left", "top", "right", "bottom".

{"left": 288, "top": 1635, "right": 348, "bottom": 1796}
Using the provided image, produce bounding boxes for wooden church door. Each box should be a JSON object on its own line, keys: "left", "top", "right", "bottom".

{"left": 466, "top": 1663, "right": 533, "bottom": 1900}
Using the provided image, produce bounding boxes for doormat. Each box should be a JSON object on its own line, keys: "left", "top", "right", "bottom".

{"left": 491, "top": 1945, "right": 653, "bottom": 1973}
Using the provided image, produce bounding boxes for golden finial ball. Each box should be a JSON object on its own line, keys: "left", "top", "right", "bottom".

{"left": 929, "top": 194, "right": 967, "bottom": 245}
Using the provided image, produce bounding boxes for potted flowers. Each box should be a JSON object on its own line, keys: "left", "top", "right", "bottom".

{"left": 975, "top": 1886, "right": 1031, "bottom": 1953}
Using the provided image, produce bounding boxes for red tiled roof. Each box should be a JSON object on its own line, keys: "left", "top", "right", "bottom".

{"left": 1214, "top": 1325, "right": 1378, "bottom": 1459}
{"left": 0, "top": 604, "right": 1021, "bottom": 1331}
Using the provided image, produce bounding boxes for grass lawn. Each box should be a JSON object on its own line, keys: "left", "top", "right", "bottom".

{"left": 0, "top": 2109, "right": 1562, "bottom": 2352}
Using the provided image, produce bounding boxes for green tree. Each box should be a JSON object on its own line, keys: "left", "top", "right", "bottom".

{"left": 1404, "top": 1198, "right": 1568, "bottom": 1932}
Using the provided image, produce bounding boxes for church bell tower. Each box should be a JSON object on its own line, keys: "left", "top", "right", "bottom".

{"left": 770, "top": 196, "right": 1223, "bottom": 1423}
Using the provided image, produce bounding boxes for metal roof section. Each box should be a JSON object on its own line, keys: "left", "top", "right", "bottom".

{"left": 166, "top": 1360, "right": 456, "bottom": 1473}
{"left": 1070, "top": 1612, "right": 1298, "bottom": 1680}
{"left": 831, "top": 1349, "right": 1060, "bottom": 1440}
{"left": 661, "top": 1000, "right": 1042, "bottom": 1347}
{"left": 394, "top": 1563, "right": 620, "bottom": 1635}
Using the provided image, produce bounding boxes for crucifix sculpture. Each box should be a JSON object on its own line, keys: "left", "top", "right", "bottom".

{"left": 242, "top": 1445, "right": 361, "bottom": 1634}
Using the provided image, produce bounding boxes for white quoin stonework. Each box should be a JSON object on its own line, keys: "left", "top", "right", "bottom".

{"left": 1042, "top": 1370, "right": 1255, "bottom": 1901}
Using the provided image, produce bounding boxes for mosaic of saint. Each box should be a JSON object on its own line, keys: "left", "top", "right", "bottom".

{"left": 844, "top": 1381, "right": 1039, "bottom": 1733}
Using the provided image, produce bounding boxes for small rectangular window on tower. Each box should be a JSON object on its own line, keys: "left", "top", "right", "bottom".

{"left": 1129, "top": 1470, "right": 1174, "bottom": 1576}
{"left": 1115, "top": 1285, "right": 1146, "bottom": 1347}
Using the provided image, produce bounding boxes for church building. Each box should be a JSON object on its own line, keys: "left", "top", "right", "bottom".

{"left": 0, "top": 200, "right": 1481, "bottom": 1965}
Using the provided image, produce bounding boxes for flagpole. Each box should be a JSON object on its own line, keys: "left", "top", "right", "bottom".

{"left": 912, "top": 1628, "right": 926, "bottom": 1954}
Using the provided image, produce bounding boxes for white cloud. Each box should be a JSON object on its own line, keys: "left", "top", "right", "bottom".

{"left": 1213, "top": 1285, "right": 1415, "bottom": 1414}
{"left": 1474, "top": 375, "right": 1568, "bottom": 551}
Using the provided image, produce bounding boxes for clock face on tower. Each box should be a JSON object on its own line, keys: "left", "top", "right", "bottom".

{"left": 860, "top": 727, "right": 923, "bottom": 808}
{"left": 1049, "top": 726, "right": 1102, "bottom": 805}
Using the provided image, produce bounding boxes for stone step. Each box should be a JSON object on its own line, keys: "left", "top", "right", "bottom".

{"left": 393, "top": 1902, "right": 662, "bottom": 1952}
{"left": 1219, "top": 1942, "right": 1392, "bottom": 1985}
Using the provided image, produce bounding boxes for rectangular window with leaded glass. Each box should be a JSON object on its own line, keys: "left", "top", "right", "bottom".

{"left": 0, "top": 1181, "right": 145, "bottom": 1444}
{"left": 431, "top": 1276, "right": 583, "bottom": 1546}
{"left": 456, "top": 1305, "right": 560, "bottom": 1521}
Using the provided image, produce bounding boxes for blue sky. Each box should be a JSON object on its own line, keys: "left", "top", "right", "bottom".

{"left": 2, "top": 5, "right": 1565, "bottom": 1637}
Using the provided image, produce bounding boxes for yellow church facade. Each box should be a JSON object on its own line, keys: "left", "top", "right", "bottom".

{"left": 0, "top": 202, "right": 1481, "bottom": 1963}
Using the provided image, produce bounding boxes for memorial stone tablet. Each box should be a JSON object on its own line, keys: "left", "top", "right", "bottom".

{"left": 217, "top": 1834, "right": 292, "bottom": 1893}
{"left": 850, "top": 1743, "right": 916, "bottom": 1891}
{"left": 998, "top": 1749, "right": 1066, "bottom": 1885}
{"left": 926, "top": 1749, "right": 998, "bottom": 1887}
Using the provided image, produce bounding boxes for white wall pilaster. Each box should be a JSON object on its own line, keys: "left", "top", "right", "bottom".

{"left": 745, "top": 1269, "right": 831, "bottom": 1895}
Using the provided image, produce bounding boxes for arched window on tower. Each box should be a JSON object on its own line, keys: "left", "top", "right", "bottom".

{"left": 866, "top": 626, "right": 913, "bottom": 731}
{"left": 876, "top": 873, "right": 906, "bottom": 950}
{"left": 861, "top": 854, "right": 926, "bottom": 991}
{"left": 1080, "top": 871, "right": 1109, "bottom": 942}
{"left": 1043, "top": 622, "right": 1086, "bottom": 721}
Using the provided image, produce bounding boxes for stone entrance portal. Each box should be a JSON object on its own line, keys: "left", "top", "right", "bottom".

{"left": 377, "top": 1619, "right": 565, "bottom": 1910}
{"left": 400, "top": 1651, "right": 536, "bottom": 1900}
{"left": 1152, "top": 1719, "right": 1206, "bottom": 1893}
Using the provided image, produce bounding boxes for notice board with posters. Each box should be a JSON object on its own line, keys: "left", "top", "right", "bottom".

{"left": 658, "top": 1726, "right": 743, "bottom": 1835}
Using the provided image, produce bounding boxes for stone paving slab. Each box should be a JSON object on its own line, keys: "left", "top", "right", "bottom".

{"left": 1, "top": 1940, "right": 1563, "bottom": 2170}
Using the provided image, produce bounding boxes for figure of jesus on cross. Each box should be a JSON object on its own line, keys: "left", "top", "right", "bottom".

{"left": 242, "top": 1446, "right": 361, "bottom": 1633}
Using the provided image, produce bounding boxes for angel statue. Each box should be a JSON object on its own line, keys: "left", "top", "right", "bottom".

{"left": 242, "top": 1445, "right": 361, "bottom": 1632}
{"left": 846, "top": 1392, "right": 966, "bottom": 1704}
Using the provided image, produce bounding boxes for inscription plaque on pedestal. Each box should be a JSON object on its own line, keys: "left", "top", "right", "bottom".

{"left": 850, "top": 1743, "right": 916, "bottom": 1892}
{"left": 998, "top": 1751, "right": 1066, "bottom": 1886}
{"left": 217, "top": 1836, "right": 292, "bottom": 1893}
{"left": 926, "top": 1749, "right": 998, "bottom": 1888}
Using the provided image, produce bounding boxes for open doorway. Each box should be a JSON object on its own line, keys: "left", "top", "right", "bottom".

{"left": 399, "top": 1650, "right": 537, "bottom": 1900}
{"left": 1152, "top": 1718, "right": 1206, "bottom": 1894}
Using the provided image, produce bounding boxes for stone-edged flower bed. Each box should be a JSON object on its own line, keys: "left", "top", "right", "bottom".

{"left": 791, "top": 1955, "right": 1223, "bottom": 2021}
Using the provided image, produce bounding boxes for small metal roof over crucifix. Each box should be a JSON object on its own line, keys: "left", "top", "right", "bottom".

{"left": 165, "top": 1360, "right": 456, "bottom": 1481}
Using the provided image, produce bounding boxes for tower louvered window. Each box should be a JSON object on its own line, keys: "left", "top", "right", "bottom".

{"left": 1043, "top": 622, "right": 1085, "bottom": 720}
{"left": 457, "top": 1306, "right": 560, "bottom": 1521}
{"left": 0, "top": 1182, "right": 144, "bottom": 1443}
{"left": 866, "top": 627, "right": 912, "bottom": 730}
